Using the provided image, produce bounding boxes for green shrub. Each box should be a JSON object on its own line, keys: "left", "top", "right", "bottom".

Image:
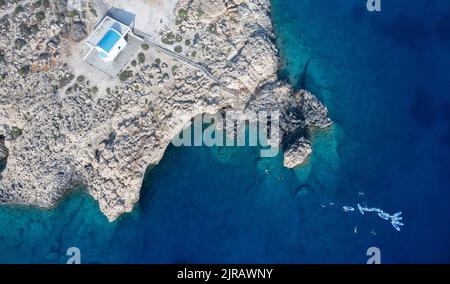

{"left": 131, "top": 60, "right": 137, "bottom": 67}
{"left": 67, "top": 11, "right": 78, "bottom": 18}
{"left": 44, "top": 0, "right": 51, "bottom": 8}
{"left": 91, "top": 86, "right": 98, "bottom": 94}
{"left": 171, "top": 65, "right": 178, "bottom": 75}
{"left": 18, "top": 65, "right": 31, "bottom": 76}
{"left": 30, "top": 24, "right": 40, "bottom": 34}
{"left": 141, "top": 43, "right": 149, "bottom": 50}
{"left": 161, "top": 32, "right": 175, "bottom": 45}
{"left": 177, "top": 9, "right": 188, "bottom": 20}
{"left": 15, "top": 5, "right": 24, "bottom": 14}
{"left": 119, "top": 70, "right": 133, "bottom": 81}
{"left": 35, "top": 11, "right": 46, "bottom": 21}
{"left": 137, "top": 52, "right": 145, "bottom": 64}
{"left": 207, "top": 23, "right": 218, "bottom": 35}
{"left": 191, "top": 51, "right": 197, "bottom": 58}
{"left": 76, "top": 75, "right": 85, "bottom": 82}
{"left": 197, "top": 9, "right": 205, "bottom": 17}
{"left": 174, "top": 46, "right": 182, "bottom": 53}
{"left": 14, "top": 38, "right": 27, "bottom": 49}
{"left": 184, "top": 39, "right": 191, "bottom": 46}
{"left": 10, "top": 127, "right": 23, "bottom": 139}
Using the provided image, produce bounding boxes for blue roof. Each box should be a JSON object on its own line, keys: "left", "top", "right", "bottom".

{"left": 98, "top": 29, "right": 121, "bottom": 53}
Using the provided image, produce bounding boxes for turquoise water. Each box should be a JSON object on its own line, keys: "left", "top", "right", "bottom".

{"left": 1, "top": 0, "right": 450, "bottom": 263}
{"left": 98, "top": 29, "right": 121, "bottom": 52}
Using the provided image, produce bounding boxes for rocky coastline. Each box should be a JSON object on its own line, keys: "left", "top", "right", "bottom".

{"left": 0, "top": 0, "right": 331, "bottom": 221}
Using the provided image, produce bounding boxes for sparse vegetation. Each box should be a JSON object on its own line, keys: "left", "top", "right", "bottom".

{"left": 67, "top": 10, "right": 78, "bottom": 18}
{"left": 14, "top": 38, "right": 26, "bottom": 49}
{"left": 0, "top": 50, "right": 5, "bottom": 62}
{"left": 59, "top": 73, "right": 75, "bottom": 87}
{"left": 177, "top": 9, "right": 188, "bottom": 20}
{"left": 207, "top": 23, "right": 218, "bottom": 35}
{"left": 161, "top": 32, "right": 176, "bottom": 45}
{"left": 35, "top": 11, "right": 46, "bottom": 22}
{"left": 138, "top": 52, "right": 145, "bottom": 64}
{"left": 119, "top": 70, "right": 133, "bottom": 81}
{"left": 10, "top": 127, "right": 23, "bottom": 139}
{"left": 18, "top": 65, "right": 31, "bottom": 76}
{"left": 197, "top": 9, "right": 205, "bottom": 17}
{"left": 174, "top": 46, "right": 182, "bottom": 53}
{"left": 30, "top": 24, "right": 40, "bottom": 35}
{"left": 171, "top": 65, "right": 178, "bottom": 75}
{"left": 91, "top": 86, "right": 98, "bottom": 94}
{"left": 43, "top": 0, "right": 50, "bottom": 8}
{"left": 141, "top": 43, "right": 149, "bottom": 50}
{"left": 15, "top": 5, "right": 24, "bottom": 14}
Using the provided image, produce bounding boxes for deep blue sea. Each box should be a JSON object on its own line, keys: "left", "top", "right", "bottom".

{"left": 1, "top": 0, "right": 450, "bottom": 263}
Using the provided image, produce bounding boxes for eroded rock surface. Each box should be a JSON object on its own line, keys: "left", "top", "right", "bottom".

{"left": 0, "top": 0, "right": 331, "bottom": 221}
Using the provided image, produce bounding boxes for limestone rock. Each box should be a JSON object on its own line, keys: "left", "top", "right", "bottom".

{"left": 300, "top": 90, "right": 332, "bottom": 128}
{"left": 283, "top": 137, "right": 312, "bottom": 168}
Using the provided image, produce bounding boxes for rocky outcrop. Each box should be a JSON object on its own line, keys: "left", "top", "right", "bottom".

{"left": 70, "top": 21, "right": 87, "bottom": 42}
{"left": 300, "top": 91, "right": 332, "bottom": 128}
{"left": 283, "top": 137, "right": 312, "bottom": 168}
{"left": 0, "top": 0, "right": 331, "bottom": 221}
